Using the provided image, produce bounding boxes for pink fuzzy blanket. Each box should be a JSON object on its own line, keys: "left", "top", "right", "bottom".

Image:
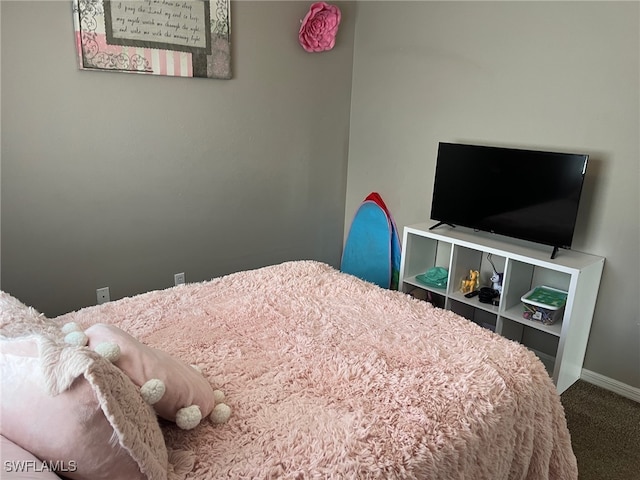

{"left": 57, "top": 261, "right": 577, "bottom": 479}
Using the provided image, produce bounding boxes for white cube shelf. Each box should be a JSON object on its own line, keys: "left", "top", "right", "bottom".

{"left": 399, "top": 223, "right": 605, "bottom": 394}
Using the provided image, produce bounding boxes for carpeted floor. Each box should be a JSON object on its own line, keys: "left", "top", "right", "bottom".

{"left": 561, "top": 380, "right": 640, "bottom": 480}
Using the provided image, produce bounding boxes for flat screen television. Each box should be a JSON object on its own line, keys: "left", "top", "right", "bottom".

{"left": 430, "top": 142, "right": 588, "bottom": 258}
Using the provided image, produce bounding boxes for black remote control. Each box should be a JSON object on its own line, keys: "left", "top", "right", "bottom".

{"left": 464, "top": 290, "right": 479, "bottom": 298}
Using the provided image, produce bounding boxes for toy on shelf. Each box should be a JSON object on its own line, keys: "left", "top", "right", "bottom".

{"left": 490, "top": 272, "right": 504, "bottom": 294}
{"left": 487, "top": 253, "right": 504, "bottom": 295}
{"left": 460, "top": 270, "right": 479, "bottom": 294}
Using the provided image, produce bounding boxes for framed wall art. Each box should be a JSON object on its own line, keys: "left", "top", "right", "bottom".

{"left": 73, "top": 0, "right": 231, "bottom": 79}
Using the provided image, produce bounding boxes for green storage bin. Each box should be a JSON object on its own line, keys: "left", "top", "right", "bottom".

{"left": 521, "top": 285, "right": 567, "bottom": 325}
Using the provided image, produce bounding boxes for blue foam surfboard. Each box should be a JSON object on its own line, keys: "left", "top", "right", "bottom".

{"left": 365, "top": 192, "right": 401, "bottom": 290}
{"left": 340, "top": 200, "right": 392, "bottom": 288}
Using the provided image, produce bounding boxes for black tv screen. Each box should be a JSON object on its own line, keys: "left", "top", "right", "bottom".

{"left": 430, "top": 142, "right": 588, "bottom": 254}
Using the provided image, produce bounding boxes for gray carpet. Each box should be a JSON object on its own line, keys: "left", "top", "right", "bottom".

{"left": 561, "top": 380, "right": 640, "bottom": 480}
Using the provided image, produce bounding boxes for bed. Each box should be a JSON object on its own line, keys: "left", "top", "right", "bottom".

{"left": 0, "top": 260, "right": 577, "bottom": 480}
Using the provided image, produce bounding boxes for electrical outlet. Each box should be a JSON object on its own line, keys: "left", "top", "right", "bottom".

{"left": 96, "top": 287, "right": 110, "bottom": 304}
{"left": 174, "top": 272, "right": 186, "bottom": 286}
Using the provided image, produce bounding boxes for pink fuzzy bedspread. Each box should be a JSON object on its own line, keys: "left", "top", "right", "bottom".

{"left": 57, "top": 261, "right": 577, "bottom": 479}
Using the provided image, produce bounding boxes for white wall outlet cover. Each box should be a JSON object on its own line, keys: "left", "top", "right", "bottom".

{"left": 96, "top": 287, "right": 110, "bottom": 304}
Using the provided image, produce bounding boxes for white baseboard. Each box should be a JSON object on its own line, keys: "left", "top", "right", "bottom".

{"left": 580, "top": 369, "right": 640, "bottom": 403}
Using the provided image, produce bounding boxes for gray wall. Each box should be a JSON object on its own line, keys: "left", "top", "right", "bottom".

{"left": 1, "top": 1, "right": 355, "bottom": 316}
{"left": 346, "top": 1, "right": 639, "bottom": 388}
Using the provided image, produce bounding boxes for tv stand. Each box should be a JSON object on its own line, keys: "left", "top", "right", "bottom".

{"left": 429, "top": 221, "right": 456, "bottom": 231}
{"left": 551, "top": 246, "right": 560, "bottom": 260}
{"left": 398, "top": 223, "right": 605, "bottom": 394}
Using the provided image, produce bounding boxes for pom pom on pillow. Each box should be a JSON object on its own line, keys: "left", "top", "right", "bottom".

{"left": 94, "top": 341, "right": 121, "bottom": 362}
{"left": 210, "top": 403, "right": 232, "bottom": 424}
{"left": 61, "top": 321, "right": 82, "bottom": 334}
{"left": 64, "top": 330, "right": 88, "bottom": 346}
{"left": 141, "top": 378, "right": 166, "bottom": 405}
{"left": 212, "top": 389, "right": 226, "bottom": 404}
{"left": 175, "top": 405, "right": 202, "bottom": 430}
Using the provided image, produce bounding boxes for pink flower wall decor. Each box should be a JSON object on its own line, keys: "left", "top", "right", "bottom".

{"left": 299, "top": 2, "right": 342, "bottom": 53}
